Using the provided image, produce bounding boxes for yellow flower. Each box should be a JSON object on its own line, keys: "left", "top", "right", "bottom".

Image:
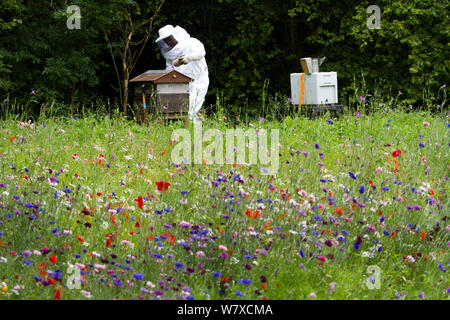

{"left": 1, "top": 285, "right": 7, "bottom": 293}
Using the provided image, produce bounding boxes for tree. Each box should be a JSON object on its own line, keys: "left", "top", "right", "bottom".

{"left": 103, "top": 0, "right": 166, "bottom": 115}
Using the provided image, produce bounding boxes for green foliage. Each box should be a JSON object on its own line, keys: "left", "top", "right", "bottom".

{"left": 0, "top": 0, "right": 448, "bottom": 116}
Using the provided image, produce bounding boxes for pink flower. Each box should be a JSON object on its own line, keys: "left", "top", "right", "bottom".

{"left": 309, "top": 292, "right": 317, "bottom": 298}
{"left": 317, "top": 256, "right": 326, "bottom": 262}
{"left": 196, "top": 251, "right": 205, "bottom": 258}
{"left": 376, "top": 167, "right": 383, "bottom": 174}
{"left": 329, "top": 282, "right": 336, "bottom": 295}
{"left": 423, "top": 121, "right": 430, "bottom": 127}
{"left": 218, "top": 245, "right": 227, "bottom": 251}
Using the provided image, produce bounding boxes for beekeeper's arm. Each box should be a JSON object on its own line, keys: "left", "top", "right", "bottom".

{"left": 165, "top": 60, "right": 175, "bottom": 71}
{"left": 178, "top": 38, "right": 206, "bottom": 65}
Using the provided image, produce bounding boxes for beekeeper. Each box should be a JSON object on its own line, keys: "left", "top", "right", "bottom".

{"left": 155, "top": 25, "right": 209, "bottom": 123}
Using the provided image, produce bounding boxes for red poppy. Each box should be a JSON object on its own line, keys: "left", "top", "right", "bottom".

{"left": 155, "top": 181, "right": 170, "bottom": 191}
{"left": 420, "top": 231, "right": 427, "bottom": 241}
{"left": 54, "top": 290, "right": 61, "bottom": 300}
{"left": 245, "top": 208, "right": 261, "bottom": 219}
{"left": 106, "top": 237, "right": 111, "bottom": 248}
{"left": 50, "top": 255, "right": 57, "bottom": 264}
{"left": 392, "top": 149, "right": 402, "bottom": 157}
{"left": 134, "top": 196, "right": 144, "bottom": 209}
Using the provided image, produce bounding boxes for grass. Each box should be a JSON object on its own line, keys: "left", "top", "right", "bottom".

{"left": 0, "top": 107, "right": 448, "bottom": 300}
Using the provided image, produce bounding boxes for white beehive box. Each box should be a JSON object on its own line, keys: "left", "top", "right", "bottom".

{"left": 290, "top": 72, "right": 338, "bottom": 105}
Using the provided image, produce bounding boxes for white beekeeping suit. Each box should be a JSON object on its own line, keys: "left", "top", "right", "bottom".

{"left": 155, "top": 25, "right": 209, "bottom": 123}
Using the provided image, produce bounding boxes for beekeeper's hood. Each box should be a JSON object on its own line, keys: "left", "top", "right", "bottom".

{"left": 156, "top": 25, "right": 190, "bottom": 55}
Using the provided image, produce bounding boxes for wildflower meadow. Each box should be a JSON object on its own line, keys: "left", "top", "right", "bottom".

{"left": 0, "top": 109, "right": 448, "bottom": 300}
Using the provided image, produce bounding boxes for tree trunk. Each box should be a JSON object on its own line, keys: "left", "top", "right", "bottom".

{"left": 122, "top": 73, "right": 129, "bottom": 115}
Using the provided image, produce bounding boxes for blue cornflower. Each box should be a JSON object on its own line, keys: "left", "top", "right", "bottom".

{"left": 74, "top": 254, "right": 81, "bottom": 258}
{"left": 240, "top": 279, "right": 252, "bottom": 284}
{"left": 341, "top": 230, "right": 350, "bottom": 235}
{"left": 348, "top": 172, "right": 357, "bottom": 179}
{"left": 314, "top": 144, "right": 320, "bottom": 149}
{"left": 175, "top": 262, "right": 184, "bottom": 269}
{"left": 299, "top": 249, "right": 305, "bottom": 258}
{"left": 359, "top": 185, "right": 365, "bottom": 194}
{"left": 235, "top": 290, "right": 243, "bottom": 297}
{"left": 213, "top": 272, "right": 221, "bottom": 277}
{"left": 353, "top": 242, "right": 360, "bottom": 250}
{"left": 383, "top": 230, "right": 390, "bottom": 236}
{"left": 133, "top": 273, "right": 144, "bottom": 280}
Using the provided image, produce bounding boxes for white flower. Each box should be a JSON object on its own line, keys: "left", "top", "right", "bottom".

{"left": 0, "top": 257, "right": 7, "bottom": 263}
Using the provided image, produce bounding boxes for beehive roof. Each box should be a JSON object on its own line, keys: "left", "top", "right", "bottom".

{"left": 130, "top": 70, "right": 192, "bottom": 83}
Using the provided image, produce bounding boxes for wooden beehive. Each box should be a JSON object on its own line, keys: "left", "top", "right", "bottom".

{"left": 130, "top": 69, "right": 192, "bottom": 121}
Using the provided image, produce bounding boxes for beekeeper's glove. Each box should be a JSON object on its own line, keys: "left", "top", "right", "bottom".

{"left": 178, "top": 54, "right": 192, "bottom": 65}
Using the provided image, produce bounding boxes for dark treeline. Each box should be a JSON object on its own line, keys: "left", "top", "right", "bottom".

{"left": 0, "top": 0, "right": 448, "bottom": 117}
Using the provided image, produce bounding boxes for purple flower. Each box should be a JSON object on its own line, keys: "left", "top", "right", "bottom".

{"left": 219, "top": 253, "right": 228, "bottom": 259}
{"left": 179, "top": 221, "right": 190, "bottom": 228}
